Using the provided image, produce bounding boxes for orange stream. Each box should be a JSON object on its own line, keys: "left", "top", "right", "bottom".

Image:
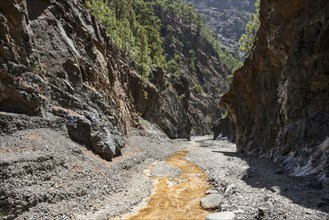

{"left": 127, "top": 151, "right": 209, "bottom": 220}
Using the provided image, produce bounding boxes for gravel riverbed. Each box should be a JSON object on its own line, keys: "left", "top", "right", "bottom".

{"left": 185, "top": 137, "right": 329, "bottom": 220}
{"left": 1, "top": 130, "right": 328, "bottom": 219}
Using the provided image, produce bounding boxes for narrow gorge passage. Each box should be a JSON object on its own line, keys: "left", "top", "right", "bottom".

{"left": 125, "top": 150, "right": 210, "bottom": 220}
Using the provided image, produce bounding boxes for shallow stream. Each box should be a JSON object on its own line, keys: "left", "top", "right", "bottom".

{"left": 126, "top": 150, "right": 210, "bottom": 219}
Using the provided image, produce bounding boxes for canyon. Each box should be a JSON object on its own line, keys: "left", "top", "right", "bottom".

{"left": 0, "top": 0, "right": 328, "bottom": 219}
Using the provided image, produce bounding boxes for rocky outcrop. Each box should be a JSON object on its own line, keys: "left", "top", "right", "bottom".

{"left": 221, "top": 0, "right": 329, "bottom": 179}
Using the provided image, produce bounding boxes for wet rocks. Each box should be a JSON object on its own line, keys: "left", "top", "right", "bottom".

{"left": 205, "top": 211, "right": 236, "bottom": 220}
{"left": 200, "top": 194, "right": 224, "bottom": 209}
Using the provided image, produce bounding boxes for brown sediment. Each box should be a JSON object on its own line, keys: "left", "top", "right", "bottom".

{"left": 127, "top": 150, "right": 209, "bottom": 220}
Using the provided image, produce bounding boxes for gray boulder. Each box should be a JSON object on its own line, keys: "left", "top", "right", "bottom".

{"left": 200, "top": 194, "right": 224, "bottom": 209}
{"left": 66, "top": 116, "right": 124, "bottom": 161}
{"left": 91, "top": 127, "right": 124, "bottom": 160}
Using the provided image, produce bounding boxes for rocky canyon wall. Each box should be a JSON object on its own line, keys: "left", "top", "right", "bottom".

{"left": 221, "top": 0, "right": 329, "bottom": 179}
{"left": 0, "top": 0, "right": 230, "bottom": 159}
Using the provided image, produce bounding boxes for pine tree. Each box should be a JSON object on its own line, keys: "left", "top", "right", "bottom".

{"left": 239, "top": 0, "right": 260, "bottom": 54}
{"left": 136, "top": 27, "right": 151, "bottom": 84}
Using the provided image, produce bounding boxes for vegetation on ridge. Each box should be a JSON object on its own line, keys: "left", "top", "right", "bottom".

{"left": 85, "top": 0, "right": 240, "bottom": 84}
{"left": 239, "top": 0, "right": 260, "bottom": 55}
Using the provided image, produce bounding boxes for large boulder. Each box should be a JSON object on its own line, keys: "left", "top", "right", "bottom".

{"left": 66, "top": 115, "right": 124, "bottom": 161}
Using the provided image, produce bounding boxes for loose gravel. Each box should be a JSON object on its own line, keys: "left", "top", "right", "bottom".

{"left": 186, "top": 137, "right": 329, "bottom": 220}
{"left": 1, "top": 130, "right": 328, "bottom": 220}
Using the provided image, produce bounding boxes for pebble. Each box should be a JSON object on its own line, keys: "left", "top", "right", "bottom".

{"left": 232, "top": 210, "right": 244, "bottom": 214}
{"left": 205, "top": 211, "right": 236, "bottom": 220}
{"left": 258, "top": 207, "right": 268, "bottom": 216}
{"left": 270, "top": 186, "right": 281, "bottom": 194}
{"left": 206, "top": 189, "right": 219, "bottom": 194}
{"left": 224, "top": 184, "right": 237, "bottom": 195}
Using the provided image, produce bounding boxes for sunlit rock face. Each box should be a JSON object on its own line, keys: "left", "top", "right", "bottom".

{"left": 187, "top": 0, "right": 256, "bottom": 52}
{"left": 221, "top": 0, "right": 329, "bottom": 179}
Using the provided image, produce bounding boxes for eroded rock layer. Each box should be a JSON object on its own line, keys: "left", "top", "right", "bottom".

{"left": 221, "top": 0, "right": 329, "bottom": 178}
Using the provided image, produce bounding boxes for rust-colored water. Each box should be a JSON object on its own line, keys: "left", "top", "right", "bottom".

{"left": 126, "top": 151, "right": 209, "bottom": 220}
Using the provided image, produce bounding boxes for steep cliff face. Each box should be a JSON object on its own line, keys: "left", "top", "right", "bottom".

{"left": 188, "top": 0, "right": 256, "bottom": 52}
{"left": 221, "top": 0, "right": 329, "bottom": 178}
{"left": 129, "top": 2, "right": 230, "bottom": 138}
{"left": 0, "top": 0, "right": 142, "bottom": 160}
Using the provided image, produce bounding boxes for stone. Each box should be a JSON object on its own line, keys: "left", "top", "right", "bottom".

{"left": 66, "top": 116, "right": 124, "bottom": 161}
{"left": 320, "top": 194, "right": 329, "bottom": 202}
{"left": 206, "top": 189, "right": 219, "bottom": 195}
{"left": 224, "top": 184, "right": 237, "bottom": 195}
{"left": 270, "top": 186, "right": 281, "bottom": 194}
{"left": 200, "top": 194, "right": 224, "bottom": 209}
{"left": 258, "top": 207, "right": 268, "bottom": 216}
{"left": 317, "top": 202, "right": 327, "bottom": 208}
{"left": 205, "top": 211, "right": 236, "bottom": 220}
